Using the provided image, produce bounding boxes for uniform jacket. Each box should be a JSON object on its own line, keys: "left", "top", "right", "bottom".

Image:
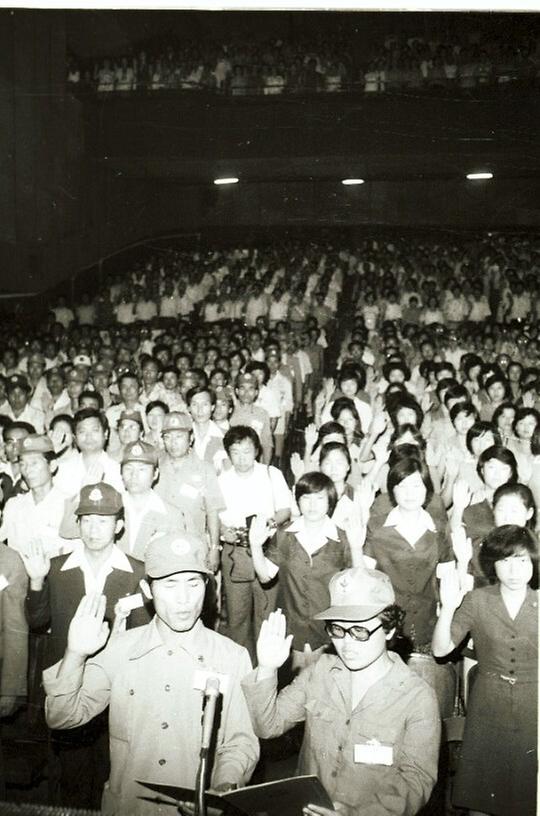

{"left": 44, "top": 618, "right": 259, "bottom": 815}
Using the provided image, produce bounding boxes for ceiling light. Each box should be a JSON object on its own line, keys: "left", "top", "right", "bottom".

{"left": 342, "top": 178, "right": 365, "bottom": 185}
{"left": 214, "top": 177, "right": 239, "bottom": 185}
{"left": 466, "top": 172, "right": 493, "bottom": 180}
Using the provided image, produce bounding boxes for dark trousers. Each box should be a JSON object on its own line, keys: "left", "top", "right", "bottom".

{"left": 49, "top": 711, "right": 109, "bottom": 810}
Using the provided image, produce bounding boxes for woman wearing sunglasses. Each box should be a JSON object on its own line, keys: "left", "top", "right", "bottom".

{"left": 242, "top": 567, "right": 441, "bottom": 816}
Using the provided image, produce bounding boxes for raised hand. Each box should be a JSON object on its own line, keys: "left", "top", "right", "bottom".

{"left": 369, "top": 412, "right": 388, "bottom": 438}
{"left": 451, "top": 527, "right": 473, "bottom": 566}
{"left": 452, "top": 479, "right": 472, "bottom": 511}
{"left": 290, "top": 452, "right": 305, "bottom": 482}
{"left": 354, "top": 480, "right": 376, "bottom": 525}
{"left": 249, "top": 515, "right": 273, "bottom": 550}
{"left": 20, "top": 539, "right": 51, "bottom": 588}
{"left": 67, "top": 594, "right": 110, "bottom": 658}
{"left": 256, "top": 609, "right": 293, "bottom": 670}
{"left": 304, "top": 423, "right": 318, "bottom": 451}
{"left": 439, "top": 566, "right": 466, "bottom": 612}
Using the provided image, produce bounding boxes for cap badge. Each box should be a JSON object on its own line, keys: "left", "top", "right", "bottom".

{"left": 89, "top": 488, "right": 103, "bottom": 502}
{"left": 170, "top": 538, "right": 191, "bottom": 555}
{"left": 132, "top": 444, "right": 143, "bottom": 456}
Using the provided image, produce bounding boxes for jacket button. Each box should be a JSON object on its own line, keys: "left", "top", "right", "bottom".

{"left": 129, "top": 689, "right": 134, "bottom": 695}
{"left": 167, "top": 650, "right": 173, "bottom": 656}
{"left": 165, "top": 684, "right": 171, "bottom": 691}
{"left": 158, "top": 759, "right": 166, "bottom": 766}
{"left": 161, "top": 722, "right": 169, "bottom": 730}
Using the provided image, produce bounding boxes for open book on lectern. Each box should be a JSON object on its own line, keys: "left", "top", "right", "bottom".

{"left": 136, "top": 774, "right": 334, "bottom": 816}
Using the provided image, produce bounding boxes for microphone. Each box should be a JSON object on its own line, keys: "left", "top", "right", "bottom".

{"left": 200, "top": 676, "right": 221, "bottom": 755}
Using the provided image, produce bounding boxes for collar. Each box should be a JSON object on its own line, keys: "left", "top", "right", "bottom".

{"left": 123, "top": 489, "right": 165, "bottom": 515}
{"left": 129, "top": 616, "right": 206, "bottom": 661}
{"left": 287, "top": 515, "right": 339, "bottom": 541}
{"left": 192, "top": 420, "right": 223, "bottom": 441}
{"left": 383, "top": 506, "right": 436, "bottom": 532}
{"left": 60, "top": 541, "right": 133, "bottom": 573}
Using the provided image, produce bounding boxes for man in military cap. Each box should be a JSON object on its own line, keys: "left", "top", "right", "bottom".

{"left": 155, "top": 412, "right": 224, "bottom": 563}
{"left": 119, "top": 439, "right": 187, "bottom": 560}
{"left": 0, "top": 434, "right": 69, "bottom": 559}
{"left": 242, "top": 567, "right": 441, "bottom": 816}
{"left": 23, "top": 480, "right": 149, "bottom": 808}
{"left": 44, "top": 529, "right": 259, "bottom": 815}
{"left": 230, "top": 372, "right": 273, "bottom": 464}
{"left": 4, "top": 373, "right": 45, "bottom": 432}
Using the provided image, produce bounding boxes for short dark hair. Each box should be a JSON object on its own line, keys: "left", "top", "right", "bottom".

{"left": 512, "top": 407, "right": 540, "bottom": 436}
{"left": 477, "top": 445, "right": 518, "bottom": 484}
{"left": 186, "top": 385, "right": 216, "bottom": 406}
{"left": 73, "top": 408, "right": 109, "bottom": 436}
{"left": 319, "top": 441, "right": 352, "bottom": 477}
{"left": 387, "top": 457, "right": 433, "bottom": 508}
{"left": 390, "top": 424, "right": 426, "bottom": 451}
{"left": 145, "top": 400, "right": 169, "bottom": 415}
{"left": 382, "top": 361, "right": 410, "bottom": 382}
{"left": 479, "top": 524, "right": 538, "bottom": 588}
{"left": 493, "top": 482, "right": 537, "bottom": 530}
{"left": 330, "top": 397, "right": 363, "bottom": 434}
{"left": 387, "top": 395, "right": 424, "bottom": 430}
{"left": 379, "top": 603, "right": 406, "bottom": 635}
{"left": 223, "top": 425, "right": 262, "bottom": 459}
{"left": 449, "top": 401, "right": 478, "bottom": 424}
{"left": 295, "top": 471, "right": 338, "bottom": 515}
{"left": 78, "top": 390, "right": 104, "bottom": 410}
{"left": 466, "top": 422, "right": 501, "bottom": 454}
{"left": 245, "top": 361, "right": 270, "bottom": 385}
{"left": 492, "top": 401, "right": 516, "bottom": 429}
{"left": 3, "top": 421, "right": 36, "bottom": 441}
{"left": 49, "top": 413, "right": 74, "bottom": 434}
{"left": 338, "top": 365, "right": 367, "bottom": 392}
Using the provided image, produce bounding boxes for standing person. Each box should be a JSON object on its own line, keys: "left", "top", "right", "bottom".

{"left": 242, "top": 569, "right": 440, "bottom": 816}
{"left": 187, "top": 385, "right": 228, "bottom": 474}
{"left": 23, "top": 482, "right": 149, "bottom": 809}
{"left": 364, "top": 457, "right": 455, "bottom": 714}
{"left": 43, "top": 530, "right": 259, "bottom": 815}
{"left": 0, "top": 546, "right": 28, "bottom": 798}
{"left": 218, "top": 425, "right": 292, "bottom": 659}
{"left": 3, "top": 374, "right": 45, "bottom": 433}
{"left": 0, "top": 435, "right": 70, "bottom": 558}
{"left": 433, "top": 525, "right": 538, "bottom": 816}
{"left": 155, "top": 412, "right": 224, "bottom": 560}
{"left": 230, "top": 373, "right": 273, "bottom": 465}
{"left": 119, "top": 440, "right": 187, "bottom": 560}
{"left": 248, "top": 472, "right": 359, "bottom": 670}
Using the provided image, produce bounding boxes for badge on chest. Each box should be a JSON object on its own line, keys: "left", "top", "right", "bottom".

{"left": 354, "top": 739, "right": 393, "bottom": 766}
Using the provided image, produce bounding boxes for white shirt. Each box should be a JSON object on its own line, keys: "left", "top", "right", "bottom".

{"left": 383, "top": 506, "right": 436, "bottom": 548}
{"left": 1, "top": 486, "right": 72, "bottom": 558}
{"left": 122, "top": 491, "right": 168, "bottom": 555}
{"left": 55, "top": 451, "right": 124, "bottom": 498}
{"left": 218, "top": 462, "right": 292, "bottom": 527}
{"left": 2, "top": 403, "right": 45, "bottom": 434}
{"left": 60, "top": 541, "right": 133, "bottom": 595}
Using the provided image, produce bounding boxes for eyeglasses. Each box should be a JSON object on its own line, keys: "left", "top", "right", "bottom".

{"left": 325, "top": 622, "right": 384, "bottom": 642}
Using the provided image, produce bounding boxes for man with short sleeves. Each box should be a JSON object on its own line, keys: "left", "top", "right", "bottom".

{"left": 155, "top": 412, "right": 224, "bottom": 557}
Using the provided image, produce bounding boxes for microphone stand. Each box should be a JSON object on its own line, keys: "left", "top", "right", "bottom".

{"left": 193, "top": 678, "right": 220, "bottom": 816}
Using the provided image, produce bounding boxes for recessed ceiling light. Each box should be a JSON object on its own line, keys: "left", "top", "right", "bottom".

{"left": 466, "top": 172, "right": 493, "bottom": 180}
{"left": 214, "top": 177, "right": 239, "bottom": 185}
{"left": 342, "top": 178, "right": 365, "bottom": 185}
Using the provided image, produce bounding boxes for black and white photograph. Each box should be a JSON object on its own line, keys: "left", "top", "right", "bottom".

{"left": 0, "top": 3, "right": 538, "bottom": 815}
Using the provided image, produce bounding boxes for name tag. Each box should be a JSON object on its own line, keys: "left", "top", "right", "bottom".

{"left": 354, "top": 740, "right": 393, "bottom": 766}
{"left": 117, "top": 593, "right": 144, "bottom": 614}
{"left": 192, "top": 668, "right": 230, "bottom": 695}
{"left": 0, "top": 575, "right": 9, "bottom": 592}
{"left": 180, "top": 484, "right": 199, "bottom": 500}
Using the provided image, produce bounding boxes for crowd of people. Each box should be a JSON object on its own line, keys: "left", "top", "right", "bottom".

{"left": 0, "top": 231, "right": 537, "bottom": 814}
{"left": 66, "top": 25, "right": 540, "bottom": 95}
